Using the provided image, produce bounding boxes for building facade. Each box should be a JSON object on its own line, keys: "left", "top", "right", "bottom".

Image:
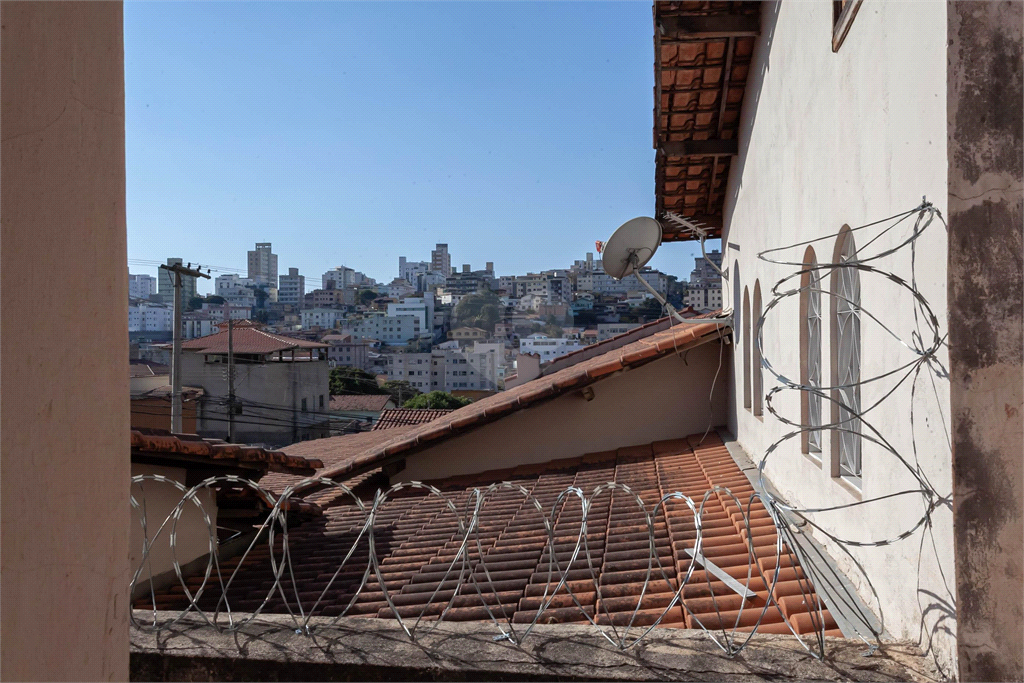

{"left": 277, "top": 267, "right": 305, "bottom": 304}
{"left": 518, "top": 334, "right": 582, "bottom": 362}
{"left": 430, "top": 243, "right": 451, "bottom": 276}
{"left": 247, "top": 242, "right": 278, "bottom": 288}
{"left": 157, "top": 258, "right": 197, "bottom": 302}
{"left": 129, "top": 273, "right": 156, "bottom": 300}
{"left": 128, "top": 302, "right": 173, "bottom": 332}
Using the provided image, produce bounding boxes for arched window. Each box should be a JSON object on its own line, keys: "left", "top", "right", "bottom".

{"left": 800, "top": 247, "right": 822, "bottom": 455}
{"left": 752, "top": 280, "right": 763, "bottom": 417}
{"left": 743, "top": 286, "right": 751, "bottom": 410}
{"left": 831, "top": 228, "right": 861, "bottom": 483}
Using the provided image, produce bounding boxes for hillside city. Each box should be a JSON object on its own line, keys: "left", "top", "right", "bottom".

{"left": 129, "top": 242, "right": 723, "bottom": 445}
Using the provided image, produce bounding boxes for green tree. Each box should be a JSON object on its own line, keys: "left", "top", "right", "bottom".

{"left": 542, "top": 323, "right": 563, "bottom": 338}
{"left": 358, "top": 289, "right": 377, "bottom": 305}
{"left": 636, "top": 298, "right": 664, "bottom": 320}
{"left": 402, "top": 391, "right": 473, "bottom": 410}
{"left": 329, "top": 366, "right": 386, "bottom": 396}
{"left": 381, "top": 380, "right": 420, "bottom": 405}
{"left": 453, "top": 290, "right": 501, "bottom": 331}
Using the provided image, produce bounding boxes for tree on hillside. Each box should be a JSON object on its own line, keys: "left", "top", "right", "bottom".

{"left": 381, "top": 380, "right": 420, "bottom": 405}
{"left": 329, "top": 366, "right": 386, "bottom": 396}
{"left": 402, "top": 391, "right": 472, "bottom": 410}
{"left": 358, "top": 289, "right": 377, "bottom": 305}
{"left": 636, "top": 298, "right": 664, "bottom": 321}
{"left": 453, "top": 290, "right": 501, "bottom": 331}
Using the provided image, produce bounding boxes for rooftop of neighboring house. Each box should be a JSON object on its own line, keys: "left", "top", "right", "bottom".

{"left": 329, "top": 394, "right": 396, "bottom": 413}
{"left": 180, "top": 326, "right": 328, "bottom": 355}
{"left": 136, "top": 431, "right": 842, "bottom": 638}
{"left": 130, "top": 428, "right": 322, "bottom": 480}
{"left": 372, "top": 408, "right": 454, "bottom": 431}
{"left": 129, "top": 360, "right": 169, "bottom": 377}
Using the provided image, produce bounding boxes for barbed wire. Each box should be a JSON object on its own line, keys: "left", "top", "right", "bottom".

{"left": 129, "top": 200, "right": 948, "bottom": 662}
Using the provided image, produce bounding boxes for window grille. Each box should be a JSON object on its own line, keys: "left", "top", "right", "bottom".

{"left": 835, "top": 233, "right": 862, "bottom": 481}
{"left": 805, "top": 253, "right": 823, "bottom": 453}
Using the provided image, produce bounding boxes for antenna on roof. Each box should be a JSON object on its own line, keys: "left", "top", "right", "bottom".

{"left": 600, "top": 217, "right": 730, "bottom": 327}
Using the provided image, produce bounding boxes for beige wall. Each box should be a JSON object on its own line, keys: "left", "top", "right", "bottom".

{"left": 1, "top": 2, "right": 129, "bottom": 680}
{"left": 396, "top": 342, "right": 729, "bottom": 483}
{"left": 130, "top": 465, "right": 218, "bottom": 590}
{"left": 720, "top": 2, "right": 956, "bottom": 674}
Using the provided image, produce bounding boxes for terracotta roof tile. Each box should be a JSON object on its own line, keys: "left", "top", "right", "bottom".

{"left": 372, "top": 409, "right": 454, "bottom": 430}
{"left": 180, "top": 327, "right": 327, "bottom": 355}
{"left": 329, "top": 395, "right": 394, "bottom": 412}
{"left": 138, "top": 432, "right": 839, "bottom": 637}
{"left": 130, "top": 429, "right": 321, "bottom": 476}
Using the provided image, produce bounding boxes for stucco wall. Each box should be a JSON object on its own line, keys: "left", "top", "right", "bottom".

{"left": 130, "top": 464, "right": 218, "bottom": 588}
{"left": 396, "top": 342, "right": 730, "bottom": 483}
{"left": 1, "top": 2, "right": 129, "bottom": 679}
{"left": 947, "top": 2, "right": 1024, "bottom": 681}
{"left": 185, "top": 355, "right": 330, "bottom": 445}
{"left": 720, "top": 2, "right": 955, "bottom": 674}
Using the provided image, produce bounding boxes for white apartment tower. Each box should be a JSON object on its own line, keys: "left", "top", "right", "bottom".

{"left": 247, "top": 242, "right": 278, "bottom": 288}
{"left": 128, "top": 273, "right": 156, "bottom": 300}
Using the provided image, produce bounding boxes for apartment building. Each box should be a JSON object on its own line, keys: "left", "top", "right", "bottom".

{"left": 128, "top": 301, "right": 173, "bottom": 333}
{"left": 277, "top": 268, "right": 305, "bottom": 304}
{"left": 156, "top": 258, "right": 197, "bottom": 302}
{"left": 128, "top": 273, "right": 156, "bottom": 300}
{"left": 247, "top": 242, "right": 278, "bottom": 288}
{"left": 518, "top": 333, "right": 582, "bottom": 362}
{"left": 386, "top": 342, "right": 501, "bottom": 392}
{"left": 430, "top": 243, "right": 451, "bottom": 276}
{"left": 342, "top": 312, "right": 424, "bottom": 345}
{"left": 301, "top": 307, "right": 346, "bottom": 330}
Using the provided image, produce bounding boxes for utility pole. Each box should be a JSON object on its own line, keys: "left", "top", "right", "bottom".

{"left": 159, "top": 262, "right": 210, "bottom": 433}
{"left": 227, "top": 317, "right": 236, "bottom": 442}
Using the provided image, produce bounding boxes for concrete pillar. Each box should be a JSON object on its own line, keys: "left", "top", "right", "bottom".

{"left": 1, "top": 2, "right": 129, "bottom": 680}
{"left": 947, "top": 2, "right": 1024, "bottom": 681}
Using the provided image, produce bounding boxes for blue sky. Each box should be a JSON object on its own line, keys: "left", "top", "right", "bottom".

{"left": 126, "top": 1, "right": 710, "bottom": 293}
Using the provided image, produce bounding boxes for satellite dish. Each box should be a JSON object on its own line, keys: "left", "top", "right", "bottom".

{"left": 600, "top": 217, "right": 663, "bottom": 280}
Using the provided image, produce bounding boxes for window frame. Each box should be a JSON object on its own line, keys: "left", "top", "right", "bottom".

{"left": 752, "top": 280, "right": 764, "bottom": 419}
{"left": 830, "top": 226, "right": 863, "bottom": 490}
{"left": 800, "top": 246, "right": 824, "bottom": 459}
{"left": 743, "top": 287, "right": 751, "bottom": 411}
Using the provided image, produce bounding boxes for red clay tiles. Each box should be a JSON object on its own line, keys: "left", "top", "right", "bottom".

{"left": 372, "top": 409, "right": 454, "bottom": 431}
{"left": 136, "top": 431, "right": 841, "bottom": 638}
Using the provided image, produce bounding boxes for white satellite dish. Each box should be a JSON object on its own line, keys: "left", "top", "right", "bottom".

{"left": 600, "top": 217, "right": 663, "bottom": 280}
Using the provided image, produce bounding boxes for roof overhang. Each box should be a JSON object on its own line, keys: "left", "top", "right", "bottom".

{"left": 654, "top": 2, "right": 761, "bottom": 242}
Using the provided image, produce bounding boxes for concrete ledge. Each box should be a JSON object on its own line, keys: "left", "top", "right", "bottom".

{"left": 130, "top": 611, "right": 943, "bottom": 682}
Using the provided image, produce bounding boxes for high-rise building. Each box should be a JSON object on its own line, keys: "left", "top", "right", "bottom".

{"left": 278, "top": 268, "right": 305, "bottom": 304}
{"left": 431, "top": 243, "right": 451, "bottom": 277}
{"left": 247, "top": 242, "right": 278, "bottom": 288}
{"left": 398, "top": 256, "right": 430, "bottom": 285}
{"left": 157, "top": 258, "right": 198, "bottom": 302}
{"left": 128, "top": 273, "right": 156, "bottom": 300}
{"left": 689, "top": 249, "right": 723, "bottom": 288}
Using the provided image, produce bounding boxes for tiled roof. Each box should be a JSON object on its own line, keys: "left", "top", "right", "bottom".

{"left": 136, "top": 432, "right": 840, "bottom": 636}
{"left": 285, "top": 319, "right": 727, "bottom": 488}
{"left": 130, "top": 429, "right": 323, "bottom": 476}
{"left": 262, "top": 428, "right": 418, "bottom": 494}
{"left": 654, "top": 2, "right": 761, "bottom": 241}
{"left": 373, "top": 409, "right": 454, "bottom": 431}
{"left": 181, "top": 327, "right": 327, "bottom": 355}
{"left": 329, "top": 394, "right": 394, "bottom": 412}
